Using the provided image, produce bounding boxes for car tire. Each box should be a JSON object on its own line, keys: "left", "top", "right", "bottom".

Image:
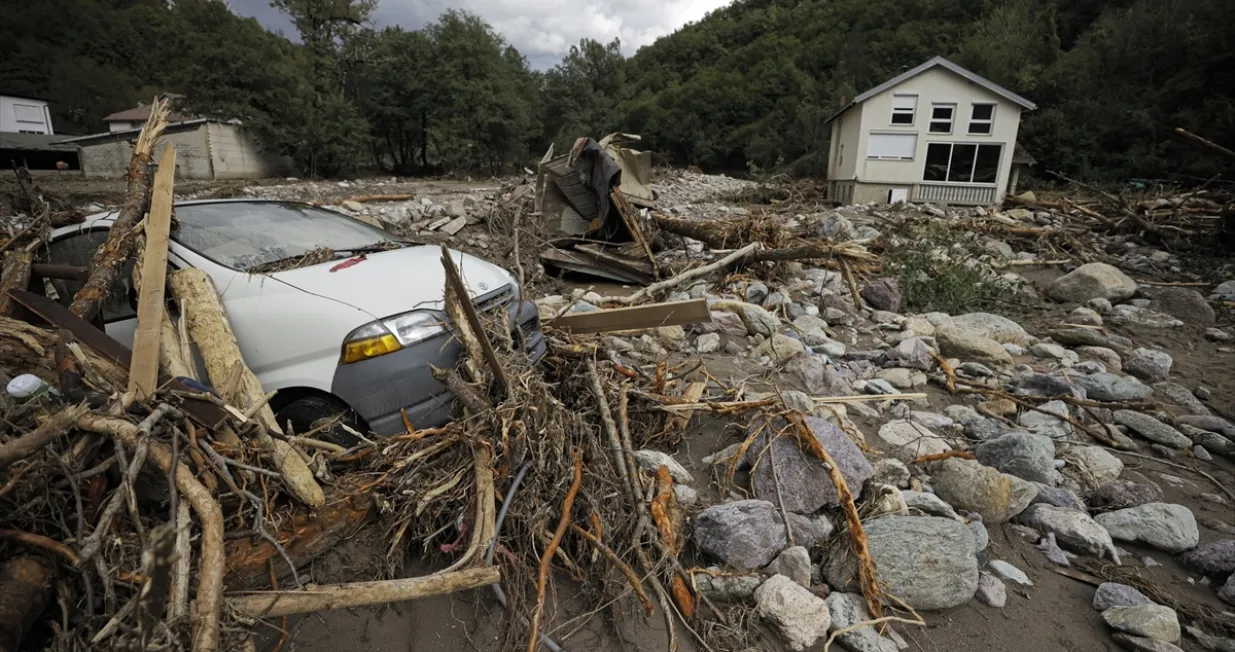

{"left": 275, "top": 396, "right": 363, "bottom": 447}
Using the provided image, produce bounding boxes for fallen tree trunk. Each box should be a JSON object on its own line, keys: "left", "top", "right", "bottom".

{"left": 597, "top": 242, "right": 762, "bottom": 306}
{"left": 0, "top": 558, "right": 53, "bottom": 652}
{"left": 68, "top": 97, "right": 169, "bottom": 321}
{"left": 0, "top": 316, "right": 127, "bottom": 389}
{"left": 0, "top": 251, "right": 32, "bottom": 317}
{"left": 652, "top": 213, "right": 769, "bottom": 250}
{"left": 226, "top": 566, "right": 500, "bottom": 618}
{"left": 168, "top": 268, "right": 324, "bottom": 508}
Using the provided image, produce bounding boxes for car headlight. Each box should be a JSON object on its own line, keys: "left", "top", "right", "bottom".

{"left": 340, "top": 310, "right": 447, "bottom": 364}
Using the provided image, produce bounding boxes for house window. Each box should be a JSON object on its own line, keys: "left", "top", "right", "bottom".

{"left": 929, "top": 104, "right": 955, "bottom": 134}
{"left": 923, "top": 143, "right": 1003, "bottom": 183}
{"left": 867, "top": 132, "right": 918, "bottom": 160}
{"left": 890, "top": 95, "right": 917, "bottom": 125}
{"left": 969, "top": 103, "right": 995, "bottom": 134}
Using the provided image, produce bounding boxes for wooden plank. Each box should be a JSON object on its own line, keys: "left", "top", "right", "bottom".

{"left": 548, "top": 299, "right": 711, "bottom": 334}
{"left": 129, "top": 144, "right": 177, "bottom": 399}
{"left": 438, "top": 245, "right": 508, "bottom": 395}
{"left": 610, "top": 188, "right": 660, "bottom": 279}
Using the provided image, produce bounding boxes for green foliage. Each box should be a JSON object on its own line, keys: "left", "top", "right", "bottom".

{"left": 882, "top": 222, "right": 1019, "bottom": 314}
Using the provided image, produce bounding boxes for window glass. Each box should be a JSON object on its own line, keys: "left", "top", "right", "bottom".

{"left": 972, "top": 104, "right": 995, "bottom": 120}
{"left": 929, "top": 104, "right": 954, "bottom": 134}
{"left": 46, "top": 230, "right": 137, "bottom": 322}
{"left": 891, "top": 95, "right": 916, "bottom": 125}
{"left": 973, "top": 144, "right": 1002, "bottom": 183}
{"left": 923, "top": 144, "right": 950, "bottom": 181}
{"left": 948, "top": 144, "right": 978, "bottom": 182}
{"left": 969, "top": 103, "right": 995, "bottom": 134}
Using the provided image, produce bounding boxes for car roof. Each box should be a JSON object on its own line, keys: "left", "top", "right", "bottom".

{"left": 51, "top": 199, "right": 327, "bottom": 238}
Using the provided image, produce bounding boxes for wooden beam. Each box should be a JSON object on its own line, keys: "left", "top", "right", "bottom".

{"left": 439, "top": 245, "right": 508, "bottom": 394}
{"left": 548, "top": 298, "right": 711, "bottom": 334}
{"left": 129, "top": 144, "right": 177, "bottom": 399}
{"left": 610, "top": 189, "right": 660, "bottom": 279}
{"left": 225, "top": 567, "right": 500, "bottom": 618}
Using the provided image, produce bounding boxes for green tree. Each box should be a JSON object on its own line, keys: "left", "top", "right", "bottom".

{"left": 540, "top": 38, "right": 627, "bottom": 148}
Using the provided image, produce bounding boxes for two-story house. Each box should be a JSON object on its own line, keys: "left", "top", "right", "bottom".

{"left": 825, "top": 56, "right": 1037, "bottom": 206}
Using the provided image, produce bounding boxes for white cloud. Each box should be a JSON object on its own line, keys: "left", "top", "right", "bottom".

{"left": 227, "top": 0, "right": 731, "bottom": 68}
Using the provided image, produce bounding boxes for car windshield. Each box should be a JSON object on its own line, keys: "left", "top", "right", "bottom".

{"left": 173, "top": 202, "right": 401, "bottom": 271}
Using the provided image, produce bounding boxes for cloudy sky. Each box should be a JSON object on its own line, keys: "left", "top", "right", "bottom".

{"left": 226, "top": 0, "right": 732, "bottom": 69}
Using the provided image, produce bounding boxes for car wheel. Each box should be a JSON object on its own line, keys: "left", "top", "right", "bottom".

{"left": 274, "top": 396, "right": 363, "bottom": 447}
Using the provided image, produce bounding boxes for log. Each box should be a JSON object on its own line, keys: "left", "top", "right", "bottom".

{"left": 548, "top": 299, "right": 711, "bottom": 334}
{"left": 159, "top": 308, "right": 194, "bottom": 380}
{"left": 129, "top": 144, "right": 177, "bottom": 398}
{"left": 611, "top": 189, "right": 660, "bottom": 279}
{"left": 598, "top": 242, "right": 762, "bottom": 306}
{"left": 168, "top": 268, "right": 324, "bottom": 508}
{"left": 69, "top": 97, "right": 170, "bottom": 321}
{"left": 76, "top": 413, "right": 223, "bottom": 652}
{"left": 225, "top": 567, "right": 500, "bottom": 618}
{"left": 0, "top": 316, "right": 127, "bottom": 390}
{"left": 0, "top": 558, "right": 53, "bottom": 652}
{"left": 0, "top": 404, "right": 91, "bottom": 469}
{"left": 1175, "top": 127, "right": 1235, "bottom": 160}
{"left": 0, "top": 251, "right": 32, "bottom": 317}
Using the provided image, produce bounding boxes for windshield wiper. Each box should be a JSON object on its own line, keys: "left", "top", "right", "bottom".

{"left": 334, "top": 241, "right": 408, "bottom": 255}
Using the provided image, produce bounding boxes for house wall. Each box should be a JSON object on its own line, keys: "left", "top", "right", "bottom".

{"left": 843, "top": 66, "right": 1024, "bottom": 204}
{"left": 827, "top": 107, "right": 862, "bottom": 181}
{"left": 0, "top": 96, "right": 53, "bottom": 134}
{"left": 205, "top": 123, "right": 288, "bottom": 179}
{"left": 80, "top": 125, "right": 214, "bottom": 179}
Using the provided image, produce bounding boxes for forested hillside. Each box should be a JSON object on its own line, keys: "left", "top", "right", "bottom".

{"left": 2, "top": 0, "right": 1233, "bottom": 183}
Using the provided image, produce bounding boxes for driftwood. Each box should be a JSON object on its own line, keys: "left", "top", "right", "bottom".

{"left": 68, "top": 97, "right": 169, "bottom": 321}
{"left": 226, "top": 567, "right": 500, "bottom": 618}
{"left": 599, "top": 242, "right": 762, "bottom": 306}
{"left": 0, "top": 316, "right": 127, "bottom": 389}
{"left": 0, "top": 558, "right": 53, "bottom": 652}
{"left": 0, "top": 404, "right": 90, "bottom": 470}
{"left": 11, "top": 166, "right": 83, "bottom": 228}
{"left": 168, "top": 267, "right": 324, "bottom": 508}
{"left": 0, "top": 251, "right": 32, "bottom": 317}
{"left": 129, "top": 144, "right": 178, "bottom": 399}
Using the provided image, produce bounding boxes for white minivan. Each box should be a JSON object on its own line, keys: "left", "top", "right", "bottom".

{"left": 45, "top": 200, "right": 545, "bottom": 435}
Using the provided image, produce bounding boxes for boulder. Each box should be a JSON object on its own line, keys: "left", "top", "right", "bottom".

{"left": 765, "top": 546, "right": 812, "bottom": 588}
{"left": 1111, "top": 634, "right": 1184, "bottom": 652}
{"left": 1078, "top": 346, "right": 1123, "bottom": 372}
{"left": 634, "top": 450, "right": 694, "bottom": 484}
{"left": 860, "top": 278, "right": 902, "bottom": 312}
{"left": 951, "top": 312, "right": 1033, "bottom": 345}
{"left": 1047, "top": 262, "right": 1138, "bottom": 303}
{"left": 1221, "top": 575, "right": 1235, "bottom": 607}
{"left": 713, "top": 301, "right": 781, "bottom": 336}
{"left": 694, "top": 500, "right": 787, "bottom": 569}
{"left": 695, "top": 570, "right": 763, "bottom": 602}
{"left": 1013, "top": 373, "right": 1087, "bottom": 400}
{"left": 1060, "top": 446, "right": 1125, "bottom": 496}
{"left": 825, "top": 592, "right": 899, "bottom": 652}
{"left": 1096, "top": 503, "right": 1199, "bottom": 553}
{"left": 696, "top": 332, "right": 721, "bottom": 353}
{"left": 1031, "top": 342, "right": 1080, "bottom": 366}
{"left": 1047, "top": 327, "right": 1133, "bottom": 354}
{"left": 788, "top": 356, "right": 855, "bottom": 396}
{"left": 1178, "top": 539, "right": 1235, "bottom": 578}
{"left": 1090, "top": 481, "right": 1163, "bottom": 511}
{"left": 1147, "top": 287, "right": 1216, "bottom": 325}
{"left": 786, "top": 513, "right": 834, "bottom": 548}
{"left": 1075, "top": 373, "right": 1153, "bottom": 402}
{"left": 976, "top": 572, "right": 1007, "bottom": 608}
{"left": 1114, "top": 410, "right": 1192, "bottom": 449}
{"left": 1124, "top": 348, "right": 1173, "bottom": 383}
{"left": 811, "top": 214, "right": 857, "bottom": 241}
{"left": 1069, "top": 306, "right": 1105, "bottom": 326}
{"left": 1175, "top": 415, "right": 1235, "bottom": 438}
{"left": 1018, "top": 503, "right": 1119, "bottom": 560}
{"left": 1102, "top": 604, "right": 1181, "bottom": 643}
{"left": 746, "top": 416, "right": 873, "bottom": 513}
{"left": 932, "top": 457, "right": 1039, "bottom": 523}
{"left": 975, "top": 432, "right": 1057, "bottom": 484}
{"left": 902, "top": 491, "right": 962, "bottom": 520}
{"left": 936, "top": 326, "right": 1013, "bottom": 365}
{"left": 871, "top": 458, "right": 911, "bottom": 488}
{"left": 1153, "top": 382, "right": 1210, "bottom": 416}
{"left": 754, "top": 333, "right": 808, "bottom": 364}
{"left": 883, "top": 337, "right": 934, "bottom": 371}
{"left": 1093, "top": 582, "right": 1153, "bottom": 610}
{"left": 755, "top": 575, "right": 831, "bottom": 652}
{"left": 877, "top": 420, "right": 952, "bottom": 463}
{"left": 822, "top": 516, "right": 978, "bottom": 610}
{"left": 1031, "top": 485, "right": 1088, "bottom": 513}
{"left": 1108, "top": 305, "right": 1184, "bottom": 329}
{"left": 1019, "top": 400, "right": 1073, "bottom": 440}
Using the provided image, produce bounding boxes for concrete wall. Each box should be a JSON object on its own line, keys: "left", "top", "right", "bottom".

{"left": 836, "top": 66, "right": 1024, "bottom": 204}
{"left": 1, "top": 96, "right": 53, "bottom": 134}
{"left": 205, "top": 123, "right": 288, "bottom": 179}
{"left": 827, "top": 107, "right": 863, "bottom": 181}
{"left": 80, "top": 125, "right": 213, "bottom": 178}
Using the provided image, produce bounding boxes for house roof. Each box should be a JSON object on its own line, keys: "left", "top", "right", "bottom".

{"left": 56, "top": 118, "right": 241, "bottom": 145}
{"left": 827, "top": 56, "right": 1037, "bottom": 123}
{"left": 0, "top": 132, "right": 77, "bottom": 152}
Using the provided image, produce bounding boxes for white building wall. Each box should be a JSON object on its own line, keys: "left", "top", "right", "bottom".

{"left": 80, "top": 125, "right": 213, "bottom": 179}
{"left": 205, "top": 123, "right": 287, "bottom": 179}
{"left": 0, "top": 95, "right": 53, "bottom": 134}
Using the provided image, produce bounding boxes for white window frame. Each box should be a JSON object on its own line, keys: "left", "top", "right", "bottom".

{"left": 866, "top": 132, "right": 918, "bottom": 161}
{"left": 890, "top": 94, "right": 917, "bottom": 126}
{"left": 929, "top": 103, "right": 955, "bottom": 134}
{"left": 922, "top": 142, "right": 1003, "bottom": 185}
{"left": 968, "top": 103, "right": 996, "bottom": 135}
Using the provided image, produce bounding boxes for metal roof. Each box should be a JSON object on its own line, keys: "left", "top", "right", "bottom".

{"left": 827, "top": 56, "right": 1037, "bottom": 123}
{"left": 55, "top": 118, "right": 242, "bottom": 145}
{"left": 0, "top": 132, "right": 77, "bottom": 152}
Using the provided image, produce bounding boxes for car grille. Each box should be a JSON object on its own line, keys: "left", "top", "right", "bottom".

{"left": 474, "top": 284, "right": 514, "bottom": 313}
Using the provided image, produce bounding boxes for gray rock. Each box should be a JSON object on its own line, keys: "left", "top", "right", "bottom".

{"left": 1048, "top": 329, "right": 1133, "bottom": 358}
{"left": 754, "top": 333, "right": 808, "bottom": 364}
{"left": 936, "top": 326, "right": 1013, "bottom": 365}
{"left": 1108, "top": 304, "right": 1184, "bottom": 329}
{"left": 1102, "top": 604, "right": 1181, "bottom": 643}
{"left": 674, "top": 484, "right": 699, "bottom": 506}
{"left": 1013, "top": 372, "right": 1087, "bottom": 400}
{"left": 1194, "top": 445, "right": 1213, "bottom": 461}
{"left": 1019, "top": 503, "right": 1119, "bottom": 561}
{"left": 696, "top": 332, "right": 721, "bottom": 353}
{"left": 1094, "top": 582, "right": 1153, "bottom": 610}
{"left": 695, "top": 570, "right": 763, "bottom": 601}
{"left": 788, "top": 356, "right": 855, "bottom": 396}
{"left": 970, "top": 520, "right": 990, "bottom": 551}
{"left": 634, "top": 450, "right": 694, "bottom": 484}
{"left": 1031, "top": 485, "right": 1088, "bottom": 512}
{"left": 1078, "top": 345, "right": 1124, "bottom": 372}
{"left": 1111, "top": 634, "right": 1184, "bottom": 652}
{"left": 1115, "top": 411, "right": 1192, "bottom": 449}
{"left": 861, "top": 278, "right": 902, "bottom": 312}
{"left": 1037, "top": 532, "right": 1074, "bottom": 566}
{"left": 1178, "top": 539, "right": 1235, "bottom": 578}
{"left": 1069, "top": 306, "right": 1104, "bottom": 326}
{"left": 812, "top": 214, "right": 858, "bottom": 241}
{"left": 959, "top": 361, "right": 996, "bottom": 377}
{"left": 746, "top": 416, "right": 873, "bottom": 513}
{"left": 1047, "top": 262, "right": 1138, "bottom": 303}
{"left": 701, "top": 310, "right": 749, "bottom": 336}
{"left": 765, "top": 546, "right": 812, "bottom": 588}
{"left": 1091, "top": 481, "right": 1164, "bottom": 510}
{"left": 988, "top": 559, "right": 1033, "bottom": 586}
{"left": 902, "top": 491, "right": 961, "bottom": 520}
{"left": 1185, "top": 626, "right": 1235, "bottom": 652}
{"left": 871, "top": 459, "right": 911, "bottom": 489}
{"left": 1061, "top": 446, "right": 1125, "bottom": 496}
{"left": 976, "top": 572, "right": 1007, "bottom": 608}
{"left": 755, "top": 575, "right": 831, "bottom": 651}
{"left": 1191, "top": 430, "right": 1231, "bottom": 456}
{"left": 951, "top": 312, "right": 1033, "bottom": 345}
{"left": 1031, "top": 342, "right": 1080, "bottom": 366}
{"left": 1221, "top": 574, "right": 1235, "bottom": 606}
{"left": 1153, "top": 382, "right": 1210, "bottom": 416}
{"left": 1076, "top": 373, "right": 1154, "bottom": 402}
{"left": 932, "top": 457, "right": 1039, "bottom": 524}
{"left": 825, "top": 592, "right": 898, "bottom": 652}
{"left": 694, "top": 500, "right": 787, "bottom": 569}
{"left": 745, "top": 282, "right": 770, "bottom": 304}
{"left": 1175, "top": 415, "right": 1235, "bottom": 439}
{"left": 1125, "top": 348, "right": 1173, "bottom": 383}
{"left": 1097, "top": 503, "right": 1199, "bottom": 553}
{"left": 877, "top": 420, "right": 953, "bottom": 462}
{"left": 822, "top": 516, "right": 978, "bottom": 610}
{"left": 1147, "top": 287, "right": 1216, "bottom": 325}
{"left": 875, "top": 368, "right": 920, "bottom": 390}
{"left": 1019, "top": 400, "right": 1073, "bottom": 439}
{"left": 786, "top": 513, "right": 834, "bottom": 548}
{"left": 884, "top": 337, "right": 934, "bottom": 371}
{"left": 720, "top": 301, "right": 781, "bottom": 336}
{"left": 975, "top": 432, "right": 1057, "bottom": 484}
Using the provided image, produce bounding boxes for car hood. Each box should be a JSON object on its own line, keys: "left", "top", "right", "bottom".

{"left": 268, "top": 245, "right": 515, "bottom": 320}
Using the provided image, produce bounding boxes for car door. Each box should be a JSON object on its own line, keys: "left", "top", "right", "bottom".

{"left": 44, "top": 227, "right": 141, "bottom": 345}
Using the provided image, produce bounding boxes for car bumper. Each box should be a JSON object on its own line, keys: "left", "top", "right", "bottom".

{"left": 330, "top": 299, "right": 545, "bottom": 435}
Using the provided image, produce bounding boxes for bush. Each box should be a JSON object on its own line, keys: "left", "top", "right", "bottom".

{"left": 882, "top": 221, "right": 1020, "bottom": 315}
